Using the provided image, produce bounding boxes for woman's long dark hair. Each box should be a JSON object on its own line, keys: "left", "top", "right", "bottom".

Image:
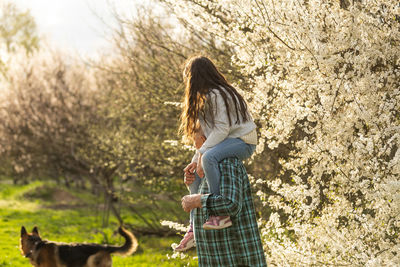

{"left": 179, "top": 55, "right": 249, "bottom": 141}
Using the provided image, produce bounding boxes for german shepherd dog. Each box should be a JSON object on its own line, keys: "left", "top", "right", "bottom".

{"left": 20, "top": 226, "right": 138, "bottom": 267}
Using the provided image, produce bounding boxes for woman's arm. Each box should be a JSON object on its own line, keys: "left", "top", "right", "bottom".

{"left": 200, "top": 161, "right": 243, "bottom": 217}
{"left": 181, "top": 159, "right": 244, "bottom": 217}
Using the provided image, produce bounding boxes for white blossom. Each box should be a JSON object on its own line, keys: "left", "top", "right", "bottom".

{"left": 164, "top": 0, "right": 400, "bottom": 265}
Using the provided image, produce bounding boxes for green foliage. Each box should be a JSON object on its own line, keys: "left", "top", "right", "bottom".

{"left": 0, "top": 2, "right": 39, "bottom": 54}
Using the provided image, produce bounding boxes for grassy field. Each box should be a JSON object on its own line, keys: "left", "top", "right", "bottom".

{"left": 0, "top": 181, "right": 197, "bottom": 266}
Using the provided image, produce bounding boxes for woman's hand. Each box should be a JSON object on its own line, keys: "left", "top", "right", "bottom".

{"left": 184, "top": 162, "right": 197, "bottom": 185}
{"left": 181, "top": 194, "right": 202, "bottom": 212}
{"left": 184, "top": 171, "right": 196, "bottom": 186}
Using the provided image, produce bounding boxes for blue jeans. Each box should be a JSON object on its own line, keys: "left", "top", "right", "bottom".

{"left": 188, "top": 138, "right": 256, "bottom": 223}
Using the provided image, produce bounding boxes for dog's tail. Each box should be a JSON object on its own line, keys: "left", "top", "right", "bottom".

{"left": 107, "top": 226, "right": 138, "bottom": 256}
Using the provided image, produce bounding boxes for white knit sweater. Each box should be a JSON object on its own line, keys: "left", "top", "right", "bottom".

{"left": 191, "top": 87, "right": 257, "bottom": 163}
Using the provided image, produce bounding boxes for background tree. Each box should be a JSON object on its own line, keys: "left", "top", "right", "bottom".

{"left": 0, "top": 2, "right": 245, "bottom": 234}
{"left": 0, "top": 50, "right": 99, "bottom": 185}
{"left": 82, "top": 6, "right": 245, "bottom": 230}
{"left": 0, "top": 1, "right": 39, "bottom": 73}
{"left": 0, "top": 1, "right": 40, "bottom": 178}
{"left": 0, "top": 2, "right": 38, "bottom": 52}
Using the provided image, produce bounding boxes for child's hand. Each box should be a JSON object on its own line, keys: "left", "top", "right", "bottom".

{"left": 197, "top": 164, "right": 204, "bottom": 178}
{"left": 184, "top": 162, "right": 197, "bottom": 174}
{"left": 197, "top": 154, "right": 205, "bottom": 178}
{"left": 194, "top": 134, "right": 206, "bottom": 150}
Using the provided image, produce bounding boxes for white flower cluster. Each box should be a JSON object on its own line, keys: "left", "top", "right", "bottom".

{"left": 160, "top": 220, "right": 189, "bottom": 232}
{"left": 163, "top": 0, "right": 400, "bottom": 265}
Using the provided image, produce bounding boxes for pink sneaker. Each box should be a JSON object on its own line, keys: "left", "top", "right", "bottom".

{"left": 174, "top": 231, "right": 195, "bottom": 252}
{"left": 203, "top": 216, "right": 232, "bottom": 230}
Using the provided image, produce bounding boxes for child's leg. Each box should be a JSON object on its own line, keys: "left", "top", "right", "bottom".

{"left": 201, "top": 138, "right": 255, "bottom": 195}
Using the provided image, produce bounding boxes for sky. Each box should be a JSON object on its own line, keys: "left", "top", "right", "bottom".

{"left": 12, "top": 0, "right": 143, "bottom": 57}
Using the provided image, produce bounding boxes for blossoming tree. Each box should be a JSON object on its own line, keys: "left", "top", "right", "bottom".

{"left": 161, "top": 0, "right": 400, "bottom": 265}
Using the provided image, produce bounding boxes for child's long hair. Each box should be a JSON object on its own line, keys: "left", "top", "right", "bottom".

{"left": 179, "top": 55, "right": 249, "bottom": 142}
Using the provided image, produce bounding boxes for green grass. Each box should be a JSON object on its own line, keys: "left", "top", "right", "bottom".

{"left": 0, "top": 181, "right": 197, "bottom": 266}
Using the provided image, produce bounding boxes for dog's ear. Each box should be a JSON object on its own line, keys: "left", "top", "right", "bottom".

{"left": 32, "top": 226, "right": 40, "bottom": 237}
{"left": 21, "top": 226, "right": 27, "bottom": 237}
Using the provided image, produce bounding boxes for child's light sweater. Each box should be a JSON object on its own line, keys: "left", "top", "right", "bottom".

{"left": 191, "top": 87, "right": 257, "bottom": 163}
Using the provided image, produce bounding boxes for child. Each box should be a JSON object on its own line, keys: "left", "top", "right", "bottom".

{"left": 175, "top": 122, "right": 206, "bottom": 252}
{"left": 179, "top": 55, "right": 257, "bottom": 230}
